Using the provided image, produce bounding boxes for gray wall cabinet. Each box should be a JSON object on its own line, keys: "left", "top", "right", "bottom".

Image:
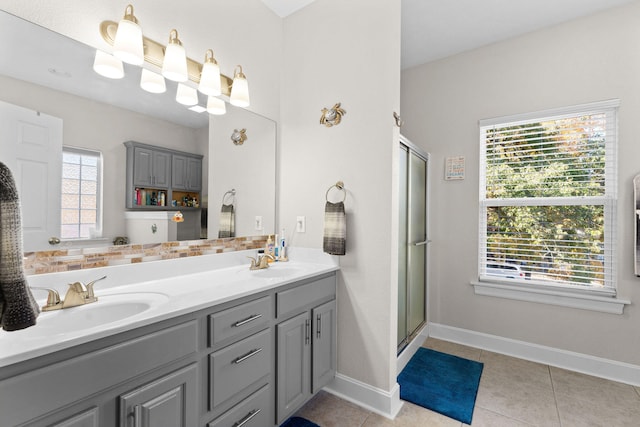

{"left": 124, "top": 141, "right": 203, "bottom": 209}
{"left": 0, "top": 272, "right": 336, "bottom": 427}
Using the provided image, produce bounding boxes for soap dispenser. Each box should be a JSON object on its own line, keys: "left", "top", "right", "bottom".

{"left": 266, "top": 235, "right": 275, "bottom": 260}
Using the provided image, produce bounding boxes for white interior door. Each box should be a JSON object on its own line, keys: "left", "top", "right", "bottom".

{"left": 0, "top": 100, "right": 63, "bottom": 251}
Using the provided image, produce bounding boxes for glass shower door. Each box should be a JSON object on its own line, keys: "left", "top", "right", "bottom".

{"left": 398, "top": 138, "right": 428, "bottom": 353}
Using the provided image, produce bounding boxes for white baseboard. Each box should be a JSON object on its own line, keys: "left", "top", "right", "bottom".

{"left": 323, "top": 373, "right": 403, "bottom": 420}
{"left": 429, "top": 323, "right": 640, "bottom": 387}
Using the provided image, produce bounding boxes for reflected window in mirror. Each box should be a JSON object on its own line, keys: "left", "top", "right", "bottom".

{"left": 61, "top": 147, "right": 103, "bottom": 240}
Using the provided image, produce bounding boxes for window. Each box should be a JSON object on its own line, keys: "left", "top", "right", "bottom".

{"left": 479, "top": 100, "right": 618, "bottom": 296}
{"left": 60, "top": 147, "right": 103, "bottom": 240}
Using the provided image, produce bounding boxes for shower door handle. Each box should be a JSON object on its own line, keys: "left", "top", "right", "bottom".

{"left": 412, "top": 240, "right": 431, "bottom": 246}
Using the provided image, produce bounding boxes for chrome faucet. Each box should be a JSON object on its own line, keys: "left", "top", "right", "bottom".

{"left": 32, "top": 275, "right": 107, "bottom": 311}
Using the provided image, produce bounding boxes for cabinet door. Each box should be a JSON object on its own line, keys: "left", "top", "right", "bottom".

{"left": 133, "top": 147, "right": 154, "bottom": 187}
{"left": 276, "top": 311, "right": 311, "bottom": 424}
{"left": 312, "top": 300, "right": 336, "bottom": 394}
{"left": 152, "top": 150, "right": 171, "bottom": 188}
{"left": 171, "top": 154, "right": 188, "bottom": 190}
{"left": 119, "top": 364, "right": 197, "bottom": 427}
{"left": 186, "top": 156, "right": 202, "bottom": 191}
{"left": 51, "top": 407, "right": 99, "bottom": 427}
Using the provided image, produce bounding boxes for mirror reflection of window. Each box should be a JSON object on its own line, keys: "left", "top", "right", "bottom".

{"left": 61, "top": 147, "right": 103, "bottom": 240}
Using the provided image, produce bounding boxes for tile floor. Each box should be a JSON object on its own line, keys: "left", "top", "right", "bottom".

{"left": 293, "top": 337, "right": 640, "bottom": 426}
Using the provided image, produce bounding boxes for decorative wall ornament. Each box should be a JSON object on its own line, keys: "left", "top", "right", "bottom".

{"left": 393, "top": 111, "right": 404, "bottom": 128}
{"left": 320, "top": 103, "right": 346, "bottom": 127}
{"left": 231, "top": 128, "right": 247, "bottom": 145}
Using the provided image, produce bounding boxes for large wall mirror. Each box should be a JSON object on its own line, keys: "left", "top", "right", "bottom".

{"left": 0, "top": 10, "right": 276, "bottom": 252}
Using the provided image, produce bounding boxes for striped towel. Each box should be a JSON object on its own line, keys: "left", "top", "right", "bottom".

{"left": 0, "top": 162, "right": 40, "bottom": 331}
{"left": 323, "top": 201, "right": 346, "bottom": 255}
{"left": 218, "top": 204, "right": 235, "bottom": 238}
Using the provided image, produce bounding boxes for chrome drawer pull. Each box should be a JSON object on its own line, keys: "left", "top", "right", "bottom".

{"left": 233, "top": 348, "right": 263, "bottom": 364}
{"left": 317, "top": 314, "right": 321, "bottom": 338}
{"left": 233, "top": 313, "right": 263, "bottom": 327}
{"left": 233, "top": 408, "right": 261, "bottom": 427}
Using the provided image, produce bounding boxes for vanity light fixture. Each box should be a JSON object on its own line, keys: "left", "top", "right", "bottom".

{"left": 198, "top": 49, "right": 222, "bottom": 96}
{"left": 230, "top": 65, "right": 250, "bottom": 107}
{"left": 176, "top": 83, "right": 198, "bottom": 106}
{"left": 162, "top": 29, "right": 188, "bottom": 82}
{"left": 207, "top": 96, "right": 226, "bottom": 115}
{"left": 112, "top": 4, "right": 144, "bottom": 65}
{"left": 93, "top": 50, "right": 124, "bottom": 79}
{"left": 140, "top": 68, "right": 166, "bottom": 93}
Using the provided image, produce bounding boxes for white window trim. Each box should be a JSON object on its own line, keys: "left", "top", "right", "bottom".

{"left": 475, "top": 99, "right": 630, "bottom": 314}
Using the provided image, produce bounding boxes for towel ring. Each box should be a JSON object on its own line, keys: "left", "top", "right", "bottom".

{"left": 326, "top": 181, "right": 346, "bottom": 202}
{"left": 222, "top": 189, "right": 236, "bottom": 204}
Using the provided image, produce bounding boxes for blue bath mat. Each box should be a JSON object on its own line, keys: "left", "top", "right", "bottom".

{"left": 280, "top": 416, "right": 320, "bottom": 427}
{"left": 398, "top": 347, "right": 483, "bottom": 424}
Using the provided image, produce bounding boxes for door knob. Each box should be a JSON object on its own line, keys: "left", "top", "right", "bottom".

{"left": 48, "top": 237, "right": 61, "bottom": 245}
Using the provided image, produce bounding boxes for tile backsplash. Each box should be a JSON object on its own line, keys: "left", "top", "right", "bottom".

{"left": 24, "top": 236, "right": 268, "bottom": 276}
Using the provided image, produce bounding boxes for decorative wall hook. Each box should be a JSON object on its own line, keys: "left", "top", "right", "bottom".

{"left": 393, "top": 111, "right": 404, "bottom": 128}
{"left": 320, "top": 103, "right": 346, "bottom": 127}
{"left": 231, "top": 128, "right": 247, "bottom": 145}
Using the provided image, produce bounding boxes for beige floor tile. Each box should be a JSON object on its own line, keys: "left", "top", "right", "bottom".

{"left": 294, "top": 390, "right": 371, "bottom": 427}
{"left": 550, "top": 367, "right": 640, "bottom": 410}
{"left": 479, "top": 351, "right": 552, "bottom": 391}
{"left": 422, "top": 338, "right": 483, "bottom": 361}
{"left": 362, "top": 401, "right": 461, "bottom": 427}
{"left": 475, "top": 370, "right": 560, "bottom": 426}
{"left": 470, "top": 407, "right": 534, "bottom": 427}
{"left": 555, "top": 392, "right": 640, "bottom": 427}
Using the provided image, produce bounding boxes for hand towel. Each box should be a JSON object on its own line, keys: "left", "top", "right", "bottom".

{"left": 218, "top": 204, "right": 235, "bottom": 238}
{"left": 0, "top": 162, "right": 40, "bottom": 331}
{"left": 323, "top": 201, "right": 346, "bottom": 255}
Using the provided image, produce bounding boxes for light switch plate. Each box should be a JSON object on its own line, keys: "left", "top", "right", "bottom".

{"left": 296, "top": 216, "right": 306, "bottom": 233}
{"left": 255, "top": 216, "right": 263, "bottom": 231}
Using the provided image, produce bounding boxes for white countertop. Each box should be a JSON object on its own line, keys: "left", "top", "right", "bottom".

{"left": 0, "top": 248, "right": 339, "bottom": 368}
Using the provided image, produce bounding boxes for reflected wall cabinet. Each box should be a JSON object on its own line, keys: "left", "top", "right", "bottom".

{"left": 124, "top": 141, "right": 203, "bottom": 210}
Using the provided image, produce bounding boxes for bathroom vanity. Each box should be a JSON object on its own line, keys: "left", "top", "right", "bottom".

{"left": 0, "top": 249, "right": 337, "bottom": 427}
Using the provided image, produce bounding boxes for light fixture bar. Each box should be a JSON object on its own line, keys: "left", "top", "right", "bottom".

{"left": 100, "top": 20, "right": 232, "bottom": 96}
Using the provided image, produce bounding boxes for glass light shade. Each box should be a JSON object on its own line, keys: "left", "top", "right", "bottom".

{"left": 93, "top": 50, "right": 124, "bottom": 79}
{"left": 140, "top": 69, "right": 166, "bottom": 93}
{"left": 198, "top": 50, "right": 221, "bottom": 96}
{"left": 112, "top": 6, "right": 144, "bottom": 65}
{"left": 207, "top": 96, "right": 226, "bottom": 115}
{"left": 230, "top": 67, "right": 250, "bottom": 107}
{"left": 162, "top": 30, "right": 188, "bottom": 82}
{"left": 176, "top": 83, "right": 198, "bottom": 106}
{"left": 199, "top": 62, "right": 221, "bottom": 96}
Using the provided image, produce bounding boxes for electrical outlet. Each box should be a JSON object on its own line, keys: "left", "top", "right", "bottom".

{"left": 296, "top": 216, "right": 306, "bottom": 233}
{"left": 255, "top": 216, "right": 263, "bottom": 231}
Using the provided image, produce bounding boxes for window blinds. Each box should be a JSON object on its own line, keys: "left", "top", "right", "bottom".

{"left": 479, "top": 100, "right": 618, "bottom": 293}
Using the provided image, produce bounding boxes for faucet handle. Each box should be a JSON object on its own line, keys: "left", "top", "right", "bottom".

{"left": 247, "top": 256, "right": 258, "bottom": 269}
{"left": 31, "top": 287, "right": 62, "bottom": 311}
{"left": 85, "top": 275, "right": 107, "bottom": 301}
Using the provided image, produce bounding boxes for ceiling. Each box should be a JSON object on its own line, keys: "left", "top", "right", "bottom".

{"left": 263, "top": 0, "right": 638, "bottom": 69}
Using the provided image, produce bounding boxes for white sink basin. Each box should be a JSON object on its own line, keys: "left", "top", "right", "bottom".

{"left": 33, "top": 292, "right": 169, "bottom": 335}
{"left": 250, "top": 266, "right": 303, "bottom": 279}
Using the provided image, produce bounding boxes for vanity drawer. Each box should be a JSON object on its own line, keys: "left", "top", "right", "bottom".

{"left": 207, "top": 384, "right": 271, "bottom": 427}
{"left": 208, "top": 296, "right": 272, "bottom": 349}
{"left": 276, "top": 274, "right": 336, "bottom": 319}
{"left": 209, "top": 328, "right": 271, "bottom": 410}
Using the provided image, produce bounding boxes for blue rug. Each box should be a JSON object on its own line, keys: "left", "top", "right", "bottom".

{"left": 398, "top": 347, "right": 483, "bottom": 424}
{"left": 280, "top": 416, "right": 320, "bottom": 427}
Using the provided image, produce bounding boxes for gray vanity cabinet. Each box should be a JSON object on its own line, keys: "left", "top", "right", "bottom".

{"left": 119, "top": 363, "right": 198, "bottom": 427}
{"left": 275, "top": 275, "right": 337, "bottom": 424}
{"left": 50, "top": 407, "right": 99, "bottom": 427}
